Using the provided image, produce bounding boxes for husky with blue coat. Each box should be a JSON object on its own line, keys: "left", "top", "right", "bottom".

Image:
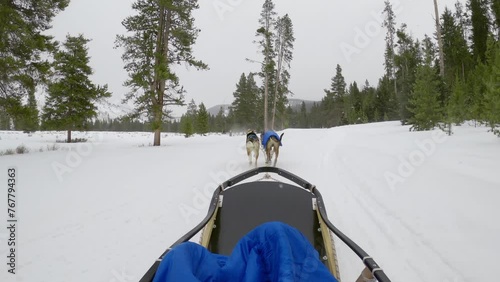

{"left": 261, "top": 130, "right": 284, "bottom": 167}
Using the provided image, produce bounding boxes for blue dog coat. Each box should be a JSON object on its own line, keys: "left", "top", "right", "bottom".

{"left": 261, "top": 130, "right": 282, "bottom": 148}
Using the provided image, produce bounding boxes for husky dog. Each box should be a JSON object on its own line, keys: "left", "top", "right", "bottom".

{"left": 246, "top": 130, "right": 260, "bottom": 167}
{"left": 261, "top": 130, "right": 284, "bottom": 167}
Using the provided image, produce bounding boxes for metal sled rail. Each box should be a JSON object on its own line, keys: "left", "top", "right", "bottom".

{"left": 139, "top": 167, "right": 391, "bottom": 282}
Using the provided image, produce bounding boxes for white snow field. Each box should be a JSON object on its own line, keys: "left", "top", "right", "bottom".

{"left": 0, "top": 122, "right": 499, "bottom": 282}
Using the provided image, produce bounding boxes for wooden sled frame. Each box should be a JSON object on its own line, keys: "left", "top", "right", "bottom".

{"left": 139, "top": 167, "right": 391, "bottom": 282}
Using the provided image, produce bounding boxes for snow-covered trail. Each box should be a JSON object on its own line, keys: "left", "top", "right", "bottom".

{"left": 0, "top": 123, "right": 499, "bottom": 282}
{"left": 0, "top": 131, "right": 275, "bottom": 282}
{"left": 279, "top": 124, "right": 500, "bottom": 282}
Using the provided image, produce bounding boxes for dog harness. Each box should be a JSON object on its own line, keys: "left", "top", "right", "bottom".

{"left": 261, "top": 130, "right": 282, "bottom": 148}
{"left": 247, "top": 132, "right": 259, "bottom": 142}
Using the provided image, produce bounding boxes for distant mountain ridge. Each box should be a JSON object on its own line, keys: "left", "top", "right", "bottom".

{"left": 206, "top": 104, "right": 230, "bottom": 116}
{"left": 287, "top": 98, "right": 317, "bottom": 112}
{"left": 95, "top": 101, "right": 133, "bottom": 120}
{"left": 207, "top": 98, "right": 318, "bottom": 116}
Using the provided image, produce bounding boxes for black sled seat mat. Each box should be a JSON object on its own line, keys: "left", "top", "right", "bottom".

{"left": 208, "top": 181, "right": 320, "bottom": 256}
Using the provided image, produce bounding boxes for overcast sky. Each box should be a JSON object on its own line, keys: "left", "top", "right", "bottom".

{"left": 47, "top": 0, "right": 466, "bottom": 117}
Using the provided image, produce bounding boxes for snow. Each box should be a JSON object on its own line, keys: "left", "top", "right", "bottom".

{"left": 1, "top": 122, "right": 499, "bottom": 282}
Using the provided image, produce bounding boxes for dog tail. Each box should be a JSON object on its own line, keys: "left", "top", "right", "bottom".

{"left": 279, "top": 133, "right": 284, "bottom": 145}
{"left": 246, "top": 140, "right": 256, "bottom": 149}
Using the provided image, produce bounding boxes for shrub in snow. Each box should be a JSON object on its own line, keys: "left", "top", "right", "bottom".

{"left": 16, "top": 145, "right": 29, "bottom": 154}
{"left": 47, "top": 144, "right": 60, "bottom": 151}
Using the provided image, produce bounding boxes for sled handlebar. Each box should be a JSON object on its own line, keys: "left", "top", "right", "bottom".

{"left": 220, "top": 166, "right": 314, "bottom": 190}
{"left": 140, "top": 167, "right": 391, "bottom": 282}
{"left": 313, "top": 187, "right": 391, "bottom": 282}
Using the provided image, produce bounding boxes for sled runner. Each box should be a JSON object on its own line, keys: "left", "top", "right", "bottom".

{"left": 140, "top": 167, "right": 391, "bottom": 282}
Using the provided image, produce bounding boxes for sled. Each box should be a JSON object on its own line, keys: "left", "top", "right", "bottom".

{"left": 139, "top": 167, "right": 391, "bottom": 282}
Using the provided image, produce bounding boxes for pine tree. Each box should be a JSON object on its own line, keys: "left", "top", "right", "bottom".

{"left": 231, "top": 73, "right": 247, "bottom": 127}
{"left": 225, "top": 108, "right": 236, "bottom": 133}
{"left": 256, "top": 0, "right": 277, "bottom": 130}
{"left": 468, "top": 0, "right": 490, "bottom": 63}
{"left": 468, "top": 59, "right": 489, "bottom": 122}
{"left": 21, "top": 91, "right": 40, "bottom": 132}
{"left": 441, "top": 7, "right": 472, "bottom": 84}
{"left": 42, "top": 35, "right": 111, "bottom": 142}
{"left": 231, "top": 73, "right": 260, "bottom": 129}
{"left": 483, "top": 40, "right": 500, "bottom": 136}
{"left": 382, "top": 0, "right": 398, "bottom": 101}
{"left": 375, "top": 75, "right": 397, "bottom": 121}
{"left": 493, "top": 0, "right": 500, "bottom": 39}
{"left": 299, "top": 101, "right": 308, "bottom": 128}
{"left": 0, "top": 0, "right": 69, "bottom": 114}
{"left": 345, "top": 82, "right": 363, "bottom": 124}
{"left": 186, "top": 98, "right": 198, "bottom": 132}
{"left": 206, "top": 115, "right": 213, "bottom": 133}
{"left": 271, "top": 14, "right": 294, "bottom": 129}
{"left": 408, "top": 36, "right": 442, "bottom": 131}
{"left": 433, "top": 0, "right": 446, "bottom": 78}
{"left": 7, "top": 89, "right": 39, "bottom": 132}
{"left": 361, "top": 80, "right": 376, "bottom": 122}
{"left": 214, "top": 106, "right": 226, "bottom": 133}
{"left": 308, "top": 102, "right": 319, "bottom": 128}
{"left": 323, "top": 64, "right": 347, "bottom": 127}
{"left": 186, "top": 99, "right": 198, "bottom": 117}
{"left": 0, "top": 110, "right": 10, "bottom": 130}
{"left": 116, "top": 0, "right": 208, "bottom": 146}
{"left": 327, "top": 64, "right": 347, "bottom": 100}
{"left": 447, "top": 74, "right": 467, "bottom": 125}
{"left": 196, "top": 103, "right": 209, "bottom": 135}
{"left": 395, "top": 24, "right": 422, "bottom": 124}
{"left": 181, "top": 114, "right": 194, "bottom": 137}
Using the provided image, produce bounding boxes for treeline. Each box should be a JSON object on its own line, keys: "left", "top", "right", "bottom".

{"left": 2, "top": 0, "right": 499, "bottom": 139}
{"left": 0, "top": 0, "right": 206, "bottom": 144}
{"left": 1, "top": 2, "right": 110, "bottom": 142}
{"left": 227, "top": 0, "right": 500, "bottom": 136}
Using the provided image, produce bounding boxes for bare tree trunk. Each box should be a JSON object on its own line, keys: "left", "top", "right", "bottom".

{"left": 393, "top": 75, "right": 398, "bottom": 106}
{"left": 67, "top": 130, "right": 71, "bottom": 143}
{"left": 264, "top": 72, "right": 269, "bottom": 131}
{"left": 153, "top": 7, "right": 172, "bottom": 146}
{"left": 434, "top": 0, "right": 445, "bottom": 78}
{"left": 262, "top": 7, "right": 273, "bottom": 132}
{"left": 272, "top": 32, "right": 284, "bottom": 130}
{"left": 272, "top": 62, "right": 281, "bottom": 130}
{"left": 390, "top": 38, "right": 397, "bottom": 108}
{"left": 154, "top": 118, "right": 161, "bottom": 146}
{"left": 271, "top": 74, "right": 279, "bottom": 130}
{"left": 434, "top": 0, "right": 450, "bottom": 133}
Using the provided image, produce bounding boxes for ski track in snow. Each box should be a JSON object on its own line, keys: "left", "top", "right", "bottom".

{"left": 282, "top": 127, "right": 485, "bottom": 282}
{"left": 0, "top": 124, "right": 498, "bottom": 282}
{"left": 334, "top": 148, "right": 466, "bottom": 282}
